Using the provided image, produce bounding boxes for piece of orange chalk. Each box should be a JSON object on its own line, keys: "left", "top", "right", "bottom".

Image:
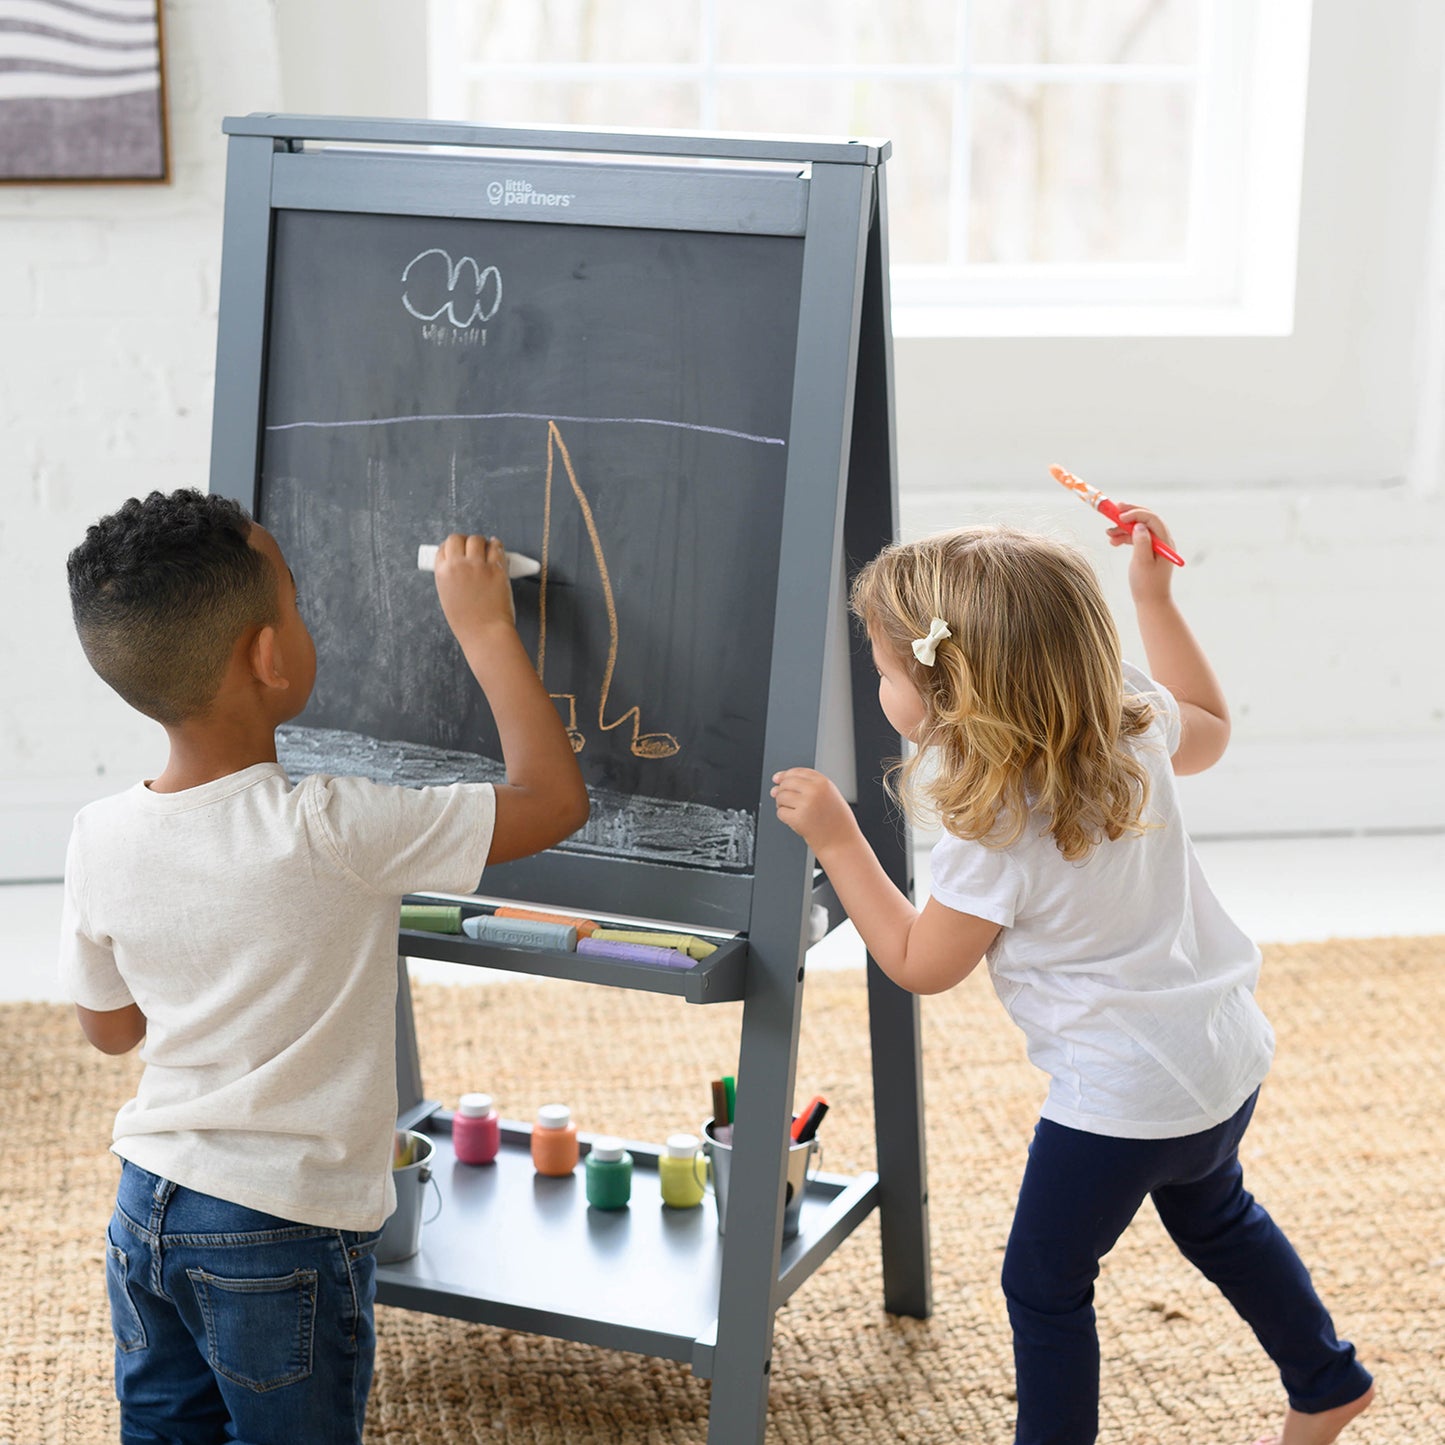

{"left": 495, "top": 905, "right": 600, "bottom": 937}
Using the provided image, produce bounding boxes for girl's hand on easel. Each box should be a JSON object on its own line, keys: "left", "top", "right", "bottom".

{"left": 433, "top": 533, "right": 516, "bottom": 642}
{"left": 771, "top": 767, "right": 858, "bottom": 857}
{"left": 1107, "top": 505, "right": 1177, "bottom": 606}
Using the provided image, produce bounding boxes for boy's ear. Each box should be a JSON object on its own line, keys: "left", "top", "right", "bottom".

{"left": 249, "top": 624, "right": 290, "bottom": 691}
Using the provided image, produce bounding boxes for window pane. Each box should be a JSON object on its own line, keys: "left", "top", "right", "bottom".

{"left": 456, "top": 0, "right": 701, "bottom": 66}
{"left": 968, "top": 82, "right": 1192, "bottom": 263}
{"left": 970, "top": 0, "right": 1200, "bottom": 65}
{"left": 715, "top": 78, "right": 952, "bottom": 264}
{"left": 714, "top": 0, "right": 956, "bottom": 65}
{"left": 463, "top": 77, "right": 700, "bottom": 131}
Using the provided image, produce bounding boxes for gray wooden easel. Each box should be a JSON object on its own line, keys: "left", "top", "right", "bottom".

{"left": 210, "top": 115, "right": 930, "bottom": 1444}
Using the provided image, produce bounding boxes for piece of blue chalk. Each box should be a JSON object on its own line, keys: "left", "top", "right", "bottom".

{"left": 462, "top": 914, "right": 578, "bottom": 951}
{"left": 577, "top": 937, "right": 696, "bottom": 969}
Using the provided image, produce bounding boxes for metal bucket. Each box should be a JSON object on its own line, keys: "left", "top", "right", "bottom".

{"left": 377, "top": 1129, "right": 442, "bottom": 1264}
{"left": 702, "top": 1118, "right": 818, "bottom": 1239}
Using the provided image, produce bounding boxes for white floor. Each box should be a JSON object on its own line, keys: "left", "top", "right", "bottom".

{"left": 6, "top": 832, "right": 1443, "bottom": 1003}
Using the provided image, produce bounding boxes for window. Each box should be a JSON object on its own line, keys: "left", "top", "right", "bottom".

{"left": 427, "top": 0, "right": 1312, "bottom": 335}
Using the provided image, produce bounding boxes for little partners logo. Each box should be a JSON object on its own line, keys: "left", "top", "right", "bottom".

{"left": 487, "top": 177, "right": 575, "bottom": 209}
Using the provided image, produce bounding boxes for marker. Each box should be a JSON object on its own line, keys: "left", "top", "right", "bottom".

{"left": 417, "top": 543, "right": 542, "bottom": 579}
{"left": 576, "top": 937, "right": 696, "bottom": 969}
{"left": 711, "top": 1079, "right": 730, "bottom": 1128}
{"left": 792, "top": 1096, "right": 829, "bottom": 1143}
{"left": 1049, "top": 466, "right": 1185, "bottom": 568}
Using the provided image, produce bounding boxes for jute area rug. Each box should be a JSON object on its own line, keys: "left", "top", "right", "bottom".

{"left": 3, "top": 936, "right": 1442, "bottom": 1444}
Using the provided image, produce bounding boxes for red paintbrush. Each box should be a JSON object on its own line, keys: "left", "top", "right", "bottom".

{"left": 1050, "top": 465, "right": 1185, "bottom": 568}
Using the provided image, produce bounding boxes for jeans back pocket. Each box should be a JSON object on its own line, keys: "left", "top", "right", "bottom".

{"left": 105, "top": 1239, "right": 147, "bottom": 1353}
{"left": 187, "top": 1266, "right": 318, "bottom": 1392}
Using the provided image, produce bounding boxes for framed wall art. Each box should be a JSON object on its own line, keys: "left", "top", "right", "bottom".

{"left": 1, "top": 0, "right": 168, "bottom": 183}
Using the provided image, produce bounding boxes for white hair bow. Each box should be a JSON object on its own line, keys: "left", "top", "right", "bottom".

{"left": 911, "top": 617, "right": 952, "bottom": 667}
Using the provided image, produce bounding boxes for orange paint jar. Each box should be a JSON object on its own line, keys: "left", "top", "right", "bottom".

{"left": 531, "top": 1103, "right": 579, "bottom": 1176}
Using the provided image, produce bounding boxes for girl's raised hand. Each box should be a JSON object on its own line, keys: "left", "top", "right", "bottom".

{"left": 771, "top": 767, "right": 856, "bottom": 855}
{"left": 1107, "top": 505, "right": 1178, "bottom": 605}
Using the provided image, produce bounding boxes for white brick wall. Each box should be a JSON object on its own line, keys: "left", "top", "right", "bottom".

{"left": 0, "top": 2, "right": 279, "bottom": 860}
{"left": 901, "top": 480, "right": 1445, "bottom": 742}
{"left": 900, "top": 480, "right": 1445, "bottom": 837}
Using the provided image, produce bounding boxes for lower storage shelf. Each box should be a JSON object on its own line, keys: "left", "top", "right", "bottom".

{"left": 375, "top": 1114, "right": 879, "bottom": 1377}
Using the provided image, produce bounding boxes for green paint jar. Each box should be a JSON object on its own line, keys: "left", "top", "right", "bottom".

{"left": 584, "top": 1138, "right": 632, "bottom": 1210}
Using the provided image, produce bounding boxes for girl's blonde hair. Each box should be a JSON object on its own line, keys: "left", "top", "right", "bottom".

{"left": 851, "top": 525, "right": 1155, "bottom": 862}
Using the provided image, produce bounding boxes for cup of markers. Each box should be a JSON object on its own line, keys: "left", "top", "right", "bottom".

{"left": 702, "top": 1079, "right": 826, "bottom": 1239}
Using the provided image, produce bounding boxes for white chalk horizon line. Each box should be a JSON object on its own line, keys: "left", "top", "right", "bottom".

{"left": 265, "top": 411, "right": 787, "bottom": 448}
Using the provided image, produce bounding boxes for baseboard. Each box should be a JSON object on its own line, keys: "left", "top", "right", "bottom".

{"left": 4, "top": 738, "right": 1443, "bottom": 882}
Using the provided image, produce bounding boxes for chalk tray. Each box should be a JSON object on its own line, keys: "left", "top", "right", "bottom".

{"left": 399, "top": 895, "right": 749, "bottom": 1004}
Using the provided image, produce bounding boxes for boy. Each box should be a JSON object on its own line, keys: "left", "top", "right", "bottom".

{"left": 61, "top": 489, "right": 588, "bottom": 1445}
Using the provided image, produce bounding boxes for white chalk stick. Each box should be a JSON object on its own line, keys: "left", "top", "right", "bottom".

{"left": 417, "top": 544, "right": 541, "bottom": 579}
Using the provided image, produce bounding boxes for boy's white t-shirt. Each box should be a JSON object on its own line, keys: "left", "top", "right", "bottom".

{"left": 59, "top": 763, "right": 495, "bottom": 1231}
{"left": 929, "top": 664, "right": 1273, "bottom": 1140}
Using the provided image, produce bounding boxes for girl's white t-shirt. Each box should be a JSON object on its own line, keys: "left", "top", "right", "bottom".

{"left": 929, "top": 665, "right": 1273, "bottom": 1140}
{"left": 59, "top": 763, "right": 495, "bottom": 1231}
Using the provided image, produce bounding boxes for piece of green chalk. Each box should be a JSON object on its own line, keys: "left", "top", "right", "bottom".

{"left": 401, "top": 904, "right": 462, "bottom": 934}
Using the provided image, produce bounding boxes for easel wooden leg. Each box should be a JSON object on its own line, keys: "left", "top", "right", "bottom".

{"left": 706, "top": 951, "right": 807, "bottom": 1442}
{"left": 868, "top": 958, "right": 932, "bottom": 1317}
{"left": 705, "top": 1324, "right": 775, "bottom": 1444}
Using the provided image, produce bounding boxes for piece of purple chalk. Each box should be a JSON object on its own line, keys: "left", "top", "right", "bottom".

{"left": 577, "top": 937, "right": 696, "bottom": 969}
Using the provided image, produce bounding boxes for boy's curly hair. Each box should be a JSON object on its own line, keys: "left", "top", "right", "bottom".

{"left": 851, "top": 525, "right": 1156, "bottom": 863}
{"left": 67, "top": 489, "right": 278, "bottom": 726}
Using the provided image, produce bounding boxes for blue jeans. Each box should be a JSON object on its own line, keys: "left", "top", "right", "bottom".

{"left": 1002, "top": 1090, "right": 1372, "bottom": 1445}
{"left": 106, "top": 1162, "right": 382, "bottom": 1445}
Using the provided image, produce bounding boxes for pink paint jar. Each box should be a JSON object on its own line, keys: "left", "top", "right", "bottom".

{"left": 531, "top": 1103, "right": 580, "bottom": 1176}
{"left": 453, "top": 1093, "right": 500, "bottom": 1165}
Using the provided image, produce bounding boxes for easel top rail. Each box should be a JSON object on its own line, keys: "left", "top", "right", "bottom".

{"left": 223, "top": 113, "right": 891, "bottom": 166}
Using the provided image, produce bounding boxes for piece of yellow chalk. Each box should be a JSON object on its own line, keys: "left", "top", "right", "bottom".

{"left": 590, "top": 927, "right": 717, "bottom": 960}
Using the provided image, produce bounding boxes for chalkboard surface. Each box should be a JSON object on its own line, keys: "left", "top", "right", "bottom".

{"left": 259, "top": 208, "right": 804, "bottom": 874}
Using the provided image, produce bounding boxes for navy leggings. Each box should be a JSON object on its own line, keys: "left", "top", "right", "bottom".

{"left": 1002, "top": 1090, "right": 1372, "bottom": 1445}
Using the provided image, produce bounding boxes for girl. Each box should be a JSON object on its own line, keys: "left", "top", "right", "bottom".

{"left": 772, "top": 509, "right": 1374, "bottom": 1445}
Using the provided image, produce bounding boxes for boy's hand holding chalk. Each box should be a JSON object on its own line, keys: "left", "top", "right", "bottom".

{"left": 418, "top": 544, "right": 541, "bottom": 579}
{"left": 426, "top": 534, "right": 520, "bottom": 635}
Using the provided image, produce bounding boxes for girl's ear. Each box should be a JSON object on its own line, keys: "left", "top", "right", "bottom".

{"left": 249, "top": 625, "right": 290, "bottom": 692}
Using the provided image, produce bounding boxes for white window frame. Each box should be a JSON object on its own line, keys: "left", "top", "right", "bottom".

{"left": 426, "top": 0, "right": 1313, "bottom": 338}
